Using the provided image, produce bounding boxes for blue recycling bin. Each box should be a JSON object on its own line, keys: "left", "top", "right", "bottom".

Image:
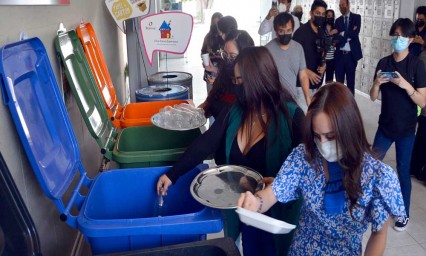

{"left": 135, "top": 84, "right": 189, "bottom": 102}
{"left": 0, "top": 37, "right": 223, "bottom": 255}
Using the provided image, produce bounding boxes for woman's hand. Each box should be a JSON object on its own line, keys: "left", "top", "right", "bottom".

{"left": 317, "top": 64, "right": 326, "bottom": 75}
{"left": 203, "top": 59, "right": 218, "bottom": 73}
{"left": 260, "top": 177, "right": 275, "bottom": 186}
{"left": 237, "top": 191, "right": 260, "bottom": 212}
{"left": 157, "top": 174, "right": 172, "bottom": 196}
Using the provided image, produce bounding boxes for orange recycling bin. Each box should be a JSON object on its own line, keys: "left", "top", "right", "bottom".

{"left": 76, "top": 22, "right": 188, "bottom": 128}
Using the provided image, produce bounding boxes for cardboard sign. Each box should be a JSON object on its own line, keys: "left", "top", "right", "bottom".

{"left": 105, "top": 0, "right": 150, "bottom": 31}
{"left": 140, "top": 12, "right": 193, "bottom": 66}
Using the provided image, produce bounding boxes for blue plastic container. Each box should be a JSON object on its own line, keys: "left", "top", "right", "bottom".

{"left": 0, "top": 37, "right": 223, "bottom": 255}
{"left": 135, "top": 84, "right": 189, "bottom": 102}
{"left": 80, "top": 165, "right": 221, "bottom": 254}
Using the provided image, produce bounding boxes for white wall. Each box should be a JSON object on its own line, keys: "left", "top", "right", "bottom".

{"left": 0, "top": 1, "right": 127, "bottom": 255}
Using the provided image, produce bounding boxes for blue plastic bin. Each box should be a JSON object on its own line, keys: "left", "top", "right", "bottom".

{"left": 80, "top": 165, "right": 221, "bottom": 254}
{"left": 135, "top": 84, "right": 189, "bottom": 102}
{"left": 0, "top": 37, "right": 223, "bottom": 255}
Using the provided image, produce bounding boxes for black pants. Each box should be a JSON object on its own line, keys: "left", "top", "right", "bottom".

{"left": 411, "top": 115, "right": 426, "bottom": 180}
{"left": 325, "top": 58, "right": 335, "bottom": 83}
{"left": 335, "top": 52, "right": 357, "bottom": 95}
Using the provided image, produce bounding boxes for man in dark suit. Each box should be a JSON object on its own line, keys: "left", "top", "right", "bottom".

{"left": 333, "top": 0, "right": 362, "bottom": 95}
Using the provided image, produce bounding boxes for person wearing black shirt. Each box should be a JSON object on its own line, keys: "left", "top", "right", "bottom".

{"left": 409, "top": 6, "right": 426, "bottom": 56}
{"left": 293, "top": 0, "right": 327, "bottom": 94}
{"left": 157, "top": 47, "right": 304, "bottom": 256}
{"left": 370, "top": 18, "right": 426, "bottom": 232}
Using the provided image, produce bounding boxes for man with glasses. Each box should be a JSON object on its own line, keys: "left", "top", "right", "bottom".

{"left": 333, "top": 0, "right": 362, "bottom": 95}
{"left": 370, "top": 18, "right": 426, "bottom": 232}
{"left": 409, "top": 6, "right": 426, "bottom": 56}
{"left": 293, "top": 0, "right": 327, "bottom": 101}
{"left": 258, "top": 0, "right": 300, "bottom": 42}
{"left": 266, "top": 12, "right": 311, "bottom": 108}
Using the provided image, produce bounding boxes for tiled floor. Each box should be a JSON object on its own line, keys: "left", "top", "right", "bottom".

{"left": 158, "top": 23, "right": 426, "bottom": 255}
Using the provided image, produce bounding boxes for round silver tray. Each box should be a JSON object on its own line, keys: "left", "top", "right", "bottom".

{"left": 190, "top": 165, "right": 264, "bottom": 209}
{"left": 151, "top": 112, "right": 207, "bottom": 131}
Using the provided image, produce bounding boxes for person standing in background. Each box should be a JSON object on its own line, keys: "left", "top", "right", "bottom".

{"left": 258, "top": 0, "right": 300, "bottom": 41}
{"left": 292, "top": 5, "right": 303, "bottom": 24}
{"left": 325, "top": 9, "right": 337, "bottom": 83}
{"left": 409, "top": 6, "right": 426, "bottom": 56}
{"left": 370, "top": 18, "right": 426, "bottom": 232}
{"left": 293, "top": 0, "right": 327, "bottom": 100}
{"left": 333, "top": 0, "right": 362, "bottom": 95}
{"left": 265, "top": 12, "right": 311, "bottom": 107}
{"left": 201, "top": 12, "right": 224, "bottom": 92}
{"left": 203, "top": 15, "right": 238, "bottom": 85}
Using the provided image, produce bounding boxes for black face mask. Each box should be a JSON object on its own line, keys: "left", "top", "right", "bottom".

{"left": 416, "top": 19, "right": 425, "bottom": 28}
{"left": 326, "top": 17, "right": 335, "bottom": 26}
{"left": 278, "top": 34, "right": 292, "bottom": 45}
{"left": 313, "top": 16, "right": 326, "bottom": 28}
{"left": 293, "top": 12, "right": 303, "bottom": 21}
{"left": 234, "top": 84, "right": 245, "bottom": 106}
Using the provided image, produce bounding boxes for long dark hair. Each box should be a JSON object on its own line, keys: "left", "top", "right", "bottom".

{"left": 209, "top": 12, "right": 223, "bottom": 35}
{"left": 234, "top": 46, "right": 296, "bottom": 152}
{"left": 303, "top": 83, "right": 372, "bottom": 217}
{"left": 204, "top": 30, "right": 254, "bottom": 116}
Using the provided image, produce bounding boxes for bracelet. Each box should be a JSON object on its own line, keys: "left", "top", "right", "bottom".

{"left": 255, "top": 194, "right": 263, "bottom": 213}
{"left": 408, "top": 90, "right": 416, "bottom": 97}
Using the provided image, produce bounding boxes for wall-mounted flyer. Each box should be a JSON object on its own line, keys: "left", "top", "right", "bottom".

{"left": 105, "top": 0, "right": 150, "bottom": 31}
{"left": 139, "top": 12, "right": 193, "bottom": 65}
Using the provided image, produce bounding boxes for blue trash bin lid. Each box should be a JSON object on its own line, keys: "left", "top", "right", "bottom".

{"left": 0, "top": 37, "right": 80, "bottom": 200}
{"left": 135, "top": 84, "right": 188, "bottom": 100}
{"left": 148, "top": 71, "right": 192, "bottom": 84}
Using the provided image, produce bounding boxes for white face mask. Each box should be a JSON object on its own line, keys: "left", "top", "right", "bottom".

{"left": 278, "top": 3, "right": 288, "bottom": 13}
{"left": 314, "top": 138, "right": 342, "bottom": 162}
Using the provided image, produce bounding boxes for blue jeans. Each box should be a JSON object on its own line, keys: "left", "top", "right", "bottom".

{"left": 372, "top": 128, "right": 415, "bottom": 216}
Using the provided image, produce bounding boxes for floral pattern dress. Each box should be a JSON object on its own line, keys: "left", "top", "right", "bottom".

{"left": 272, "top": 145, "right": 406, "bottom": 255}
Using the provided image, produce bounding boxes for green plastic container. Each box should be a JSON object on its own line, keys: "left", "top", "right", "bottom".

{"left": 114, "top": 126, "right": 200, "bottom": 168}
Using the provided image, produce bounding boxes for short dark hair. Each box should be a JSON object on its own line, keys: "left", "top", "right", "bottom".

{"left": 217, "top": 16, "right": 238, "bottom": 35}
{"left": 416, "top": 6, "right": 426, "bottom": 16}
{"left": 273, "top": 12, "right": 295, "bottom": 31}
{"left": 389, "top": 18, "right": 416, "bottom": 38}
{"left": 310, "top": 0, "right": 327, "bottom": 12}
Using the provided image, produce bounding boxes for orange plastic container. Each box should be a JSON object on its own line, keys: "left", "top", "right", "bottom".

{"left": 76, "top": 22, "right": 188, "bottom": 128}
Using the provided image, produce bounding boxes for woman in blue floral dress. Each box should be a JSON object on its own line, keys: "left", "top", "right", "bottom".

{"left": 238, "top": 83, "right": 406, "bottom": 255}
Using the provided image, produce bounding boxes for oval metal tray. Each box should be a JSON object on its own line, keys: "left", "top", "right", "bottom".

{"left": 190, "top": 165, "right": 264, "bottom": 209}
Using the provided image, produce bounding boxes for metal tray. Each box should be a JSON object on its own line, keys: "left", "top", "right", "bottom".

{"left": 190, "top": 165, "right": 264, "bottom": 209}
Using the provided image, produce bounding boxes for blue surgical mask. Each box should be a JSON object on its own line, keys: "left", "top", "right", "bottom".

{"left": 391, "top": 36, "right": 410, "bottom": 53}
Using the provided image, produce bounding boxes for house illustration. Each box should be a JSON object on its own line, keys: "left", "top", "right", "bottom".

{"left": 159, "top": 20, "right": 171, "bottom": 39}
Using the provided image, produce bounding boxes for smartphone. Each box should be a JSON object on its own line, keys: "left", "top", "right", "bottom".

{"left": 272, "top": 0, "right": 277, "bottom": 8}
{"left": 378, "top": 71, "right": 399, "bottom": 79}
